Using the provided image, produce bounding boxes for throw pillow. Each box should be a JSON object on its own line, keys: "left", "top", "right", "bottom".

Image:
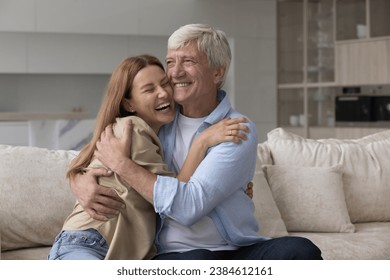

{"left": 262, "top": 164, "right": 355, "bottom": 233}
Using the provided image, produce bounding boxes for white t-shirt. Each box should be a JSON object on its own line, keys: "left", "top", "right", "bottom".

{"left": 159, "top": 113, "right": 237, "bottom": 253}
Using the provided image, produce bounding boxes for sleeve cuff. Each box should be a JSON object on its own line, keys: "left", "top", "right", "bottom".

{"left": 153, "top": 175, "right": 180, "bottom": 214}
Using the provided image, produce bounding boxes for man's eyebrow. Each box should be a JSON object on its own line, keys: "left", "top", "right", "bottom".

{"left": 165, "top": 55, "right": 196, "bottom": 62}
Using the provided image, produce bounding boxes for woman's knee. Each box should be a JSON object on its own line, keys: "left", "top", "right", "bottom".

{"left": 48, "top": 229, "right": 108, "bottom": 260}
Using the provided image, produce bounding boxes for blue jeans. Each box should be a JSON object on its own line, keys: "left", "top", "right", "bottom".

{"left": 153, "top": 236, "right": 323, "bottom": 260}
{"left": 48, "top": 229, "right": 108, "bottom": 260}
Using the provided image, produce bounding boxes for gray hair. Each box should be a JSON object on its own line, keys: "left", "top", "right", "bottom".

{"left": 168, "top": 23, "right": 231, "bottom": 89}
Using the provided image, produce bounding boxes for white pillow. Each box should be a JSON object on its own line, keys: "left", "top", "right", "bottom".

{"left": 266, "top": 128, "right": 390, "bottom": 223}
{"left": 262, "top": 164, "right": 355, "bottom": 233}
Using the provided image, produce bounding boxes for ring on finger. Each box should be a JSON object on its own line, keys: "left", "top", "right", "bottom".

{"left": 230, "top": 130, "right": 232, "bottom": 136}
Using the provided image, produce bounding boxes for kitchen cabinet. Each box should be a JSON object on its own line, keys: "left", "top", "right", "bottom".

{"left": 277, "top": 0, "right": 336, "bottom": 137}
{"left": 0, "top": 33, "right": 143, "bottom": 74}
{"left": 336, "top": 0, "right": 366, "bottom": 41}
{"left": 277, "top": 0, "right": 390, "bottom": 138}
{"left": 336, "top": 0, "right": 390, "bottom": 41}
{"left": 0, "top": 122, "right": 29, "bottom": 146}
{"left": 336, "top": 38, "right": 390, "bottom": 85}
{"left": 370, "top": 0, "right": 390, "bottom": 38}
{"left": 0, "top": 33, "right": 27, "bottom": 73}
{"left": 278, "top": 0, "right": 335, "bottom": 86}
{"left": 335, "top": 0, "right": 390, "bottom": 85}
{"left": 27, "top": 33, "right": 129, "bottom": 74}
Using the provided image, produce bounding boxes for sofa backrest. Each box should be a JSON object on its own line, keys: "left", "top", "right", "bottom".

{"left": 0, "top": 145, "right": 78, "bottom": 253}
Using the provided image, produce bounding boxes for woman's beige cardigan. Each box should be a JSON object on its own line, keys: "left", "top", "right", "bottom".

{"left": 62, "top": 116, "right": 173, "bottom": 260}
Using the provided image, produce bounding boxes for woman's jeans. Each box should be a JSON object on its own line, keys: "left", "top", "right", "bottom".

{"left": 48, "top": 229, "right": 108, "bottom": 260}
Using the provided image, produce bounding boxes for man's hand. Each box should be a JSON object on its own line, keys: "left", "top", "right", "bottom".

{"left": 70, "top": 168, "right": 124, "bottom": 221}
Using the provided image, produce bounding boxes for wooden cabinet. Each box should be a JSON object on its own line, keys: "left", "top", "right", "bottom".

{"left": 278, "top": 0, "right": 334, "bottom": 86}
{"left": 370, "top": 0, "right": 390, "bottom": 38}
{"left": 336, "top": 39, "right": 390, "bottom": 85}
{"left": 335, "top": 0, "right": 390, "bottom": 40}
{"left": 335, "top": 0, "right": 390, "bottom": 85}
{"left": 277, "top": 1, "right": 304, "bottom": 85}
{"left": 277, "top": 0, "right": 390, "bottom": 139}
{"left": 277, "top": 0, "right": 336, "bottom": 137}
{"left": 336, "top": 0, "right": 367, "bottom": 41}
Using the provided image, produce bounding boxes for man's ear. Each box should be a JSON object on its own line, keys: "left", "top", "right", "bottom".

{"left": 214, "top": 66, "right": 226, "bottom": 84}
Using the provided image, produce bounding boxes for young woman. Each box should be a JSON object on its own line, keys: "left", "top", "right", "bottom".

{"left": 48, "top": 55, "right": 249, "bottom": 260}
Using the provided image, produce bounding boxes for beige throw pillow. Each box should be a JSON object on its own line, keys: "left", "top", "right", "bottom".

{"left": 262, "top": 164, "right": 355, "bottom": 233}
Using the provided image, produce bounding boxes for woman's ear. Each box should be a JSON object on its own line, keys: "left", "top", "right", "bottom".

{"left": 123, "top": 98, "right": 135, "bottom": 113}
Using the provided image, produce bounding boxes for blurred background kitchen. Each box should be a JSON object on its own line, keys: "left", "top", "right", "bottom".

{"left": 1, "top": 0, "right": 389, "bottom": 150}
{"left": 0, "top": 0, "right": 276, "bottom": 149}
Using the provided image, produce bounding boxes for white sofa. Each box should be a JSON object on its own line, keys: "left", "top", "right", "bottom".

{"left": 1, "top": 127, "right": 390, "bottom": 260}
{"left": 253, "top": 128, "right": 390, "bottom": 260}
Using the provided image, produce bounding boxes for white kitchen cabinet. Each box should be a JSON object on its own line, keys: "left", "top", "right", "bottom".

{"left": 0, "top": 32, "right": 168, "bottom": 74}
{"left": 0, "top": 122, "right": 29, "bottom": 146}
{"left": 1, "top": 0, "right": 233, "bottom": 37}
{"left": 27, "top": 33, "right": 129, "bottom": 74}
{"left": 0, "top": 0, "right": 35, "bottom": 32}
{"left": 0, "top": 33, "right": 27, "bottom": 73}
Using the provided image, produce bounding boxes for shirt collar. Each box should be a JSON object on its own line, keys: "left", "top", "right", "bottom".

{"left": 203, "top": 90, "right": 231, "bottom": 125}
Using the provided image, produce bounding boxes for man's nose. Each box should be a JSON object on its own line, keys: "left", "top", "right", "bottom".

{"left": 169, "top": 63, "right": 185, "bottom": 78}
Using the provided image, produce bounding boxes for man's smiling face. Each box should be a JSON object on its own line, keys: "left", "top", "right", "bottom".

{"left": 165, "top": 41, "right": 221, "bottom": 117}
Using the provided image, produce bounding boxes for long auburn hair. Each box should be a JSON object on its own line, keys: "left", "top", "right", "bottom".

{"left": 66, "top": 55, "right": 165, "bottom": 179}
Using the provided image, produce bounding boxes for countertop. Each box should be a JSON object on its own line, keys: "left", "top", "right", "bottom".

{"left": 0, "top": 112, "right": 90, "bottom": 121}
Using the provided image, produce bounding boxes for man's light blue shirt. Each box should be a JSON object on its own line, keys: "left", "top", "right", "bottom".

{"left": 155, "top": 90, "right": 269, "bottom": 253}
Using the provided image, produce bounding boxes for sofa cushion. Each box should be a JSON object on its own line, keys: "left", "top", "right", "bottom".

{"left": 0, "top": 145, "right": 77, "bottom": 252}
{"left": 290, "top": 222, "right": 390, "bottom": 260}
{"left": 266, "top": 128, "right": 390, "bottom": 223}
{"left": 262, "top": 164, "right": 355, "bottom": 233}
{"left": 1, "top": 246, "right": 51, "bottom": 260}
{"left": 253, "top": 143, "right": 288, "bottom": 237}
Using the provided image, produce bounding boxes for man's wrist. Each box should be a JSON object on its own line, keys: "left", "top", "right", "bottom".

{"left": 112, "top": 157, "right": 133, "bottom": 177}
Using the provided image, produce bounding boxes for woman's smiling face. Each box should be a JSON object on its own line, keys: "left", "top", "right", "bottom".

{"left": 127, "top": 65, "right": 175, "bottom": 132}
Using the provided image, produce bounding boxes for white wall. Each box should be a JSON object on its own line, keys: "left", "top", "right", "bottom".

{"left": 0, "top": 0, "right": 277, "bottom": 142}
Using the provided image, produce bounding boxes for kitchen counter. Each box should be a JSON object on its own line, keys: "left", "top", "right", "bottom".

{"left": 0, "top": 113, "right": 95, "bottom": 150}
{"left": 0, "top": 112, "right": 89, "bottom": 121}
